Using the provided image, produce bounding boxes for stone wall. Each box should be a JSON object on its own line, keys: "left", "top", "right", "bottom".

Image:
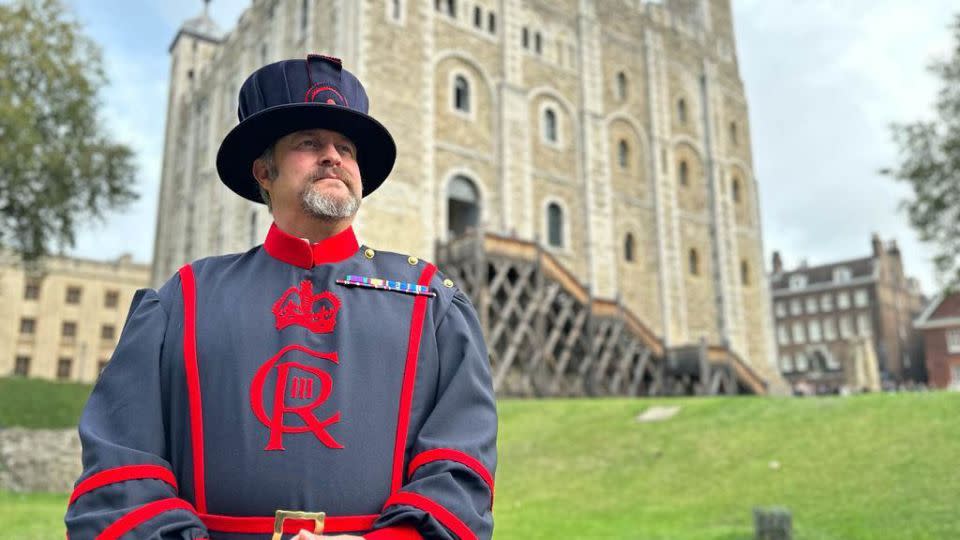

{"left": 0, "top": 428, "right": 80, "bottom": 493}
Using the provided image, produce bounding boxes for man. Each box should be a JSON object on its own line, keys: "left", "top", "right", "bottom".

{"left": 65, "top": 55, "right": 497, "bottom": 540}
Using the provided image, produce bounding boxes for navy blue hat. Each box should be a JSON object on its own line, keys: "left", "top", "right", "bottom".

{"left": 216, "top": 54, "right": 396, "bottom": 203}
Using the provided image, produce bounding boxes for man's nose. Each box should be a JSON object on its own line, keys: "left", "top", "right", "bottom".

{"left": 317, "top": 142, "right": 342, "bottom": 167}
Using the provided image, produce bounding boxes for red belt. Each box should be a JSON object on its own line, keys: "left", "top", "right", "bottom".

{"left": 200, "top": 512, "right": 379, "bottom": 535}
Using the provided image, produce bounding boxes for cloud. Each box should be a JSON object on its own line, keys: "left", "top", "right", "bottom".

{"left": 735, "top": 0, "right": 956, "bottom": 293}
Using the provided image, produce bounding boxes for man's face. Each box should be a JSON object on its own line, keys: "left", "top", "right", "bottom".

{"left": 257, "top": 128, "right": 362, "bottom": 220}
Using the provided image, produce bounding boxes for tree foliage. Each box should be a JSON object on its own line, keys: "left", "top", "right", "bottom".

{"left": 0, "top": 0, "right": 137, "bottom": 261}
{"left": 884, "top": 14, "right": 960, "bottom": 288}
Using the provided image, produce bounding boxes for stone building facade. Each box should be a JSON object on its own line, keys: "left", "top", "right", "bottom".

{"left": 770, "top": 235, "right": 926, "bottom": 392}
{"left": 153, "top": 0, "right": 777, "bottom": 379}
{"left": 0, "top": 253, "right": 150, "bottom": 382}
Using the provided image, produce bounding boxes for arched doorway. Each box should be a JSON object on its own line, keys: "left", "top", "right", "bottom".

{"left": 447, "top": 175, "right": 480, "bottom": 238}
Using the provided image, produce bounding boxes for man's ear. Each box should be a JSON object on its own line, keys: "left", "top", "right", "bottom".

{"left": 252, "top": 159, "right": 271, "bottom": 190}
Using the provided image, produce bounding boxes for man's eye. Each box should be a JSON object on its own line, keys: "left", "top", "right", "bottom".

{"left": 299, "top": 140, "right": 318, "bottom": 148}
{"left": 337, "top": 145, "right": 354, "bottom": 155}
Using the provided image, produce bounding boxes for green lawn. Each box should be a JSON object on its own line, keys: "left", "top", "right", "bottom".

{"left": 495, "top": 393, "right": 958, "bottom": 539}
{"left": 2, "top": 389, "right": 957, "bottom": 539}
{"left": 0, "top": 492, "right": 67, "bottom": 540}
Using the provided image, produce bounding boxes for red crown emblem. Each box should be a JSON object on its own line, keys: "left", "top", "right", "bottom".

{"left": 272, "top": 281, "right": 341, "bottom": 333}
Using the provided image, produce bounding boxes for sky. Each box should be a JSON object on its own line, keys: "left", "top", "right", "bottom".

{"left": 64, "top": 0, "right": 956, "bottom": 294}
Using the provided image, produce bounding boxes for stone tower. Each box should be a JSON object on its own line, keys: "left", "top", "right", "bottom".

{"left": 153, "top": 0, "right": 780, "bottom": 383}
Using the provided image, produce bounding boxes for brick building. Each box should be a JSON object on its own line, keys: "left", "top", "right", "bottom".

{"left": 152, "top": 0, "right": 780, "bottom": 383}
{"left": 770, "top": 234, "right": 925, "bottom": 393}
{"left": 913, "top": 291, "right": 960, "bottom": 389}
{"left": 0, "top": 253, "right": 150, "bottom": 382}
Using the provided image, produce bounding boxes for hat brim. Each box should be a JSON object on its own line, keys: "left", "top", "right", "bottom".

{"left": 216, "top": 103, "right": 397, "bottom": 203}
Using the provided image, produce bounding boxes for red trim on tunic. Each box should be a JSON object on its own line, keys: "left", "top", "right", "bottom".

{"left": 383, "top": 492, "right": 476, "bottom": 540}
{"left": 363, "top": 525, "right": 424, "bottom": 540}
{"left": 263, "top": 222, "right": 360, "bottom": 268}
{"left": 97, "top": 498, "right": 196, "bottom": 540}
{"left": 69, "top": 465, "right": 178, "bottom": 505}
{"left": 179, "top": 265, "right": 207, "bottom": 513}
{"left": 389, "top": 264, "right": 437, "bottom": 494}
{"left": 199, "top": 513, "right": 378, "bottom": 534}
{"left": 407, "top": 449, "right": 494, "bottom": 506}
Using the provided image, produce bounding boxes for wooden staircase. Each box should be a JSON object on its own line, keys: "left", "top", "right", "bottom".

{"left": 435, "top": 229, "right": 768, "bottom": 397}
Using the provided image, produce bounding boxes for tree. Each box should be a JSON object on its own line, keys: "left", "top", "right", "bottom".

{"left": 884, "top": 14, "right": 960, "bottom": 288}
{"left": 0, "top": 0, "right": 137, "bottom": 262}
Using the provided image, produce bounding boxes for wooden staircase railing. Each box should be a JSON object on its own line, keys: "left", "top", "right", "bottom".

{"left": 436, "top": 228, "right": 766, "bottom": 396}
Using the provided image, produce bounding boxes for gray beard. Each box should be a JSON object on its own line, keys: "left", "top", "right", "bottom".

{"left": 300, "top": 183, "right": 361, "bottom": 220}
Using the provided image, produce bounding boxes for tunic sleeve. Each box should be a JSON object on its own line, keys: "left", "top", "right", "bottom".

{"left": 65, "top": 288, "right": 208, "bottom": 540}
{"left": 371, "top": 290, "right": 498, "bottom": 540}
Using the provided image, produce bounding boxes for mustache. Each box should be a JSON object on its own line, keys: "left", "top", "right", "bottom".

{"left": 307, "top": 166, "right": 353, "bottom": 184}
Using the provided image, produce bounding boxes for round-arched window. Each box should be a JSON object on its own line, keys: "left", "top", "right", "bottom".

{"left": 448, "top": 175, "right": 480, "bottom": 237}
{"left": 543, "top": 108, "right": 558, "bottom": 143}
{"left": 547, "top": 202, "right": 564, "bottom": 248}
{"left": 618, "top": 139, "right": 630, "bottom": 169}
{"left": 453, "top": 75, "right": 470, "bottom": 113}
{"left": 616, "top": 71, "right": 628, "bottom": 101}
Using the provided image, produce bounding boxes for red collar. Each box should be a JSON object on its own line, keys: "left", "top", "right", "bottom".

{"left": 263, "top": 223, "right": 360, "bottom": 268}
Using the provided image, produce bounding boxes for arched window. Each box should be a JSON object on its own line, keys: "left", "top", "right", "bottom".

{"left": 732, "top": 177, "right": 741, "bottom": 202}
{"left": 624, "top": 233, "right": 635, "bottom": 262}
{"left": 547, "top": 202, "right": 564, "bottom": 248}
{"left": 487, "top": 12, "right": 496, "bottom": 33}
{"left": 617, "top": 139, "right": 629, "bottom": 169}
{"left": 448, "top": 175, "right": 480, "bottom": 237}
{"left": 522, "top": 27, "right": 529, "bottom": 48}
{"left": 534, "top": 32, "right": 542, "bottom": 54}
{"left": 688, "top": 248, "right": 699, "bottom": 276}
{"left": 741, "top": 259, "right": 750, "bottom": 285}
{"left": 729, "top": 121, "right": 738, "bottom": 145}
{"left": 543, "top": 108, "right": 558, "bottom": 144}
{"left": 616, "top": 71, "right": 627, "bottom": 101}
{"left": 473, "top": 5, "right": 482, "bottom": 27}
{"left": 391, "top": 0, "right": 402, "bottom": 21}
{"left": 808, "top": 349, "right": 830, "bottom": 372}
{"left": 678, "top": 160, "right": 689, "bottom": 186}
{"left": 677, "top": 98, "right": 687, "bottom": 124}
{"left": 453, "top": 75, "right": 470, "bottom": 113}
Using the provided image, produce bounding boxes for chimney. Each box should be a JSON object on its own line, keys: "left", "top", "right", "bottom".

{"left": 888, "top": 239, "right": 901, "bottom": 257}
{"left": 772, "top": 251, "right": 783, "bottom": 274}
{"left": 871, "top": 233, "right": 884, "bottom": 257}
{"left": 888, "top": 239, "right": 904, "bottom": 280}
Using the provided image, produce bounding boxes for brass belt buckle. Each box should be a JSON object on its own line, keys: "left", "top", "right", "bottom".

{"left": 272, "top": 509, "right": 325, "bottom": 540}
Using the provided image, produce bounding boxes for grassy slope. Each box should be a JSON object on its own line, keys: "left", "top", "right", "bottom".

{"left": 495, "top": 393, "right": 958, "bottom": 539}
{"left": 1, "top": 382, "right": 956, "bottom": 539}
